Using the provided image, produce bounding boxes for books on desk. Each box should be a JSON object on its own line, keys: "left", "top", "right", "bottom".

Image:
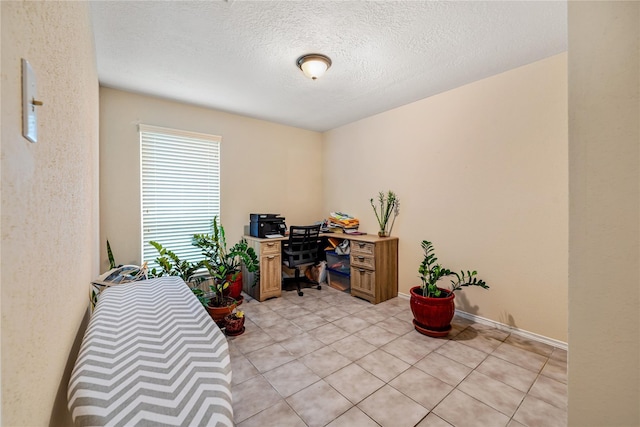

{"left": 328, "top": 212, "right": 360, "bottom": 230}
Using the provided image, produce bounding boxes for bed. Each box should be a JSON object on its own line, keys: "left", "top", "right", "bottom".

{"left": 67, "top": 276, "right": 233, "bottom": 426}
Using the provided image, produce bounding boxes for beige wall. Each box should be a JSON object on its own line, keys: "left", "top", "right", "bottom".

{"left": 99, "top": 88, "right": 323, "bottom": 270}
{"left": 1, "top": 2, "right": 99, "bottom": 426}
{"left": 323, "top": 54, "right": 569, "bottom": 342}
{"left": 568, "top": 2, "right": 639, "bottom": 425}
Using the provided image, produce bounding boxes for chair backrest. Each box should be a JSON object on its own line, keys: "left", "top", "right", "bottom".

{"left": 283, "top": 225, "right": 321, "bottom": 268}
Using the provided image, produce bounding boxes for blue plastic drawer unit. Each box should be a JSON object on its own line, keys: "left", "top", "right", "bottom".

{"left": 327, "top": 269, "right": 350, "bottom": 292}
{"left": 325, "top": 250, "right": 350, "bottom": 274}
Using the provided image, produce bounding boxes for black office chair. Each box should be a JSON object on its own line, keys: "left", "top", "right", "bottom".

{"left": 282, "top": 224, "right": 322, "bottom": 296}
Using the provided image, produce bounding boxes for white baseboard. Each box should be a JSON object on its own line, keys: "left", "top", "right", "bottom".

{"left": 397, "top": 292, "right": 568, "bottom": 351}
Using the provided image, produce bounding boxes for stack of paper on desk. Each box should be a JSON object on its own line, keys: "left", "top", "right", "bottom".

{"left": 329, "top": 211, "right": 360, "bottom": 230}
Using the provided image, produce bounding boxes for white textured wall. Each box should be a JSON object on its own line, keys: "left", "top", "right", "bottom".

{"left": 1, "top": 2, "right": 99, "bottom": 425}
{"left": 99, "top": 88, "right": 323, "bottom": 270}
{"left": 568, "top": 2, "right": 640, "bottom": 425}
{"left": 323, "top": 54, "right": 569, "bottom": 342}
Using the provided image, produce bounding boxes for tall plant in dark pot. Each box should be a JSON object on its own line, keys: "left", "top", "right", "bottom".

{"left": 410, "top": 240, "right": 489, "bottom": 337}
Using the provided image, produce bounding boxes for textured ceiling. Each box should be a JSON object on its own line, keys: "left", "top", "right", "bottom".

{"left": 90, "top": 1, "right": 567, "bottom": 132}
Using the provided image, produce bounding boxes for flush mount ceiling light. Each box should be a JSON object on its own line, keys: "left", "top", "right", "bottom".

{"left": 296, "top": 54, "right": 332, "bottom": 80}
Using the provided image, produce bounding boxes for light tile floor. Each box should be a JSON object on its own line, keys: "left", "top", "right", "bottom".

{"left": 227, "top": 285, "right": 567, "bottom": 427}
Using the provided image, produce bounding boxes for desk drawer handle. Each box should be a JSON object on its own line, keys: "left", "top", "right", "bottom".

{"left": 267, "top": 243, "right": 275, "bottom": 247}
{"left": 358, "top": 243, "right": 365, "bottom": 248}
{"left": 359, "top": 269, "right": 366, "bottom": 273}
{"left": 358, "top": 256, "right": 365, "bottom": 262}
{"left": 267, "top": 255, "right": 276, "bottom": 259}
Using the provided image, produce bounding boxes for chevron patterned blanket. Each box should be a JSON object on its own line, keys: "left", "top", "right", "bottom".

{"left": 68, "top": 276, "right": 233, "bottom": 426}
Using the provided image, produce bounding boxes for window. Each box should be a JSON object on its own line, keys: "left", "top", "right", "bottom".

{"left": 139, "top": 124, "right": 221, "bottom": 268}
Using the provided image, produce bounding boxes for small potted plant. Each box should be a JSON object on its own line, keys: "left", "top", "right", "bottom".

{"left": 370, "top": 190, "right": 400, "bottom": 237}
{"left": 410, "top": 240, "right": 489, "bottom": 337}
{"left": 224, "top": 309, "right": 245, "bottom": 336}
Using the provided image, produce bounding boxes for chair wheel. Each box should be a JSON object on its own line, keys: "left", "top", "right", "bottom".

{"left": 298, "top": 291, "right": 304, "bottom": 296}
{"left": 317, "top": 285, "right": 321, "bottom": 290}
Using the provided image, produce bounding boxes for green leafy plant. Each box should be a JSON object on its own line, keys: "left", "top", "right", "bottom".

{"left": 189, "top": 287, "right": 209, "bottom": 307}
{"left": 107, "top": 239, "right": 116, "bottom": 269}
{"left": 193, "top": 216, "right": 259, "bottom": 281}
{"left": 191, "top": 216, "right": 260, "bottom": 307}
{"left": 148, "top": 241, "right": 204, "bottom": 283}
{"left": 148, "top": 241, "right": 206, "bottom": 305}
{"left": 202, "top": 260, "right": 233, "bottom": 307}
{"left": 418, "top": 240, "right": 489, "bottom": 298}
{"left": 370, "top": 190, "right": 400, "bottom": 236}
{"left": 145, "top": 217, "right": 259, "bottom": 308}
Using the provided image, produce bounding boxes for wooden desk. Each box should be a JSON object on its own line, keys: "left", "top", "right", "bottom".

{"left": 242, "top": 233, "right": 398, "bottom": 304}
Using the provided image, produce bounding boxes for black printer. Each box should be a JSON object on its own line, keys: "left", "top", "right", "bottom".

{"left": 249, "top": 214, "right": 287, "bottom": 238}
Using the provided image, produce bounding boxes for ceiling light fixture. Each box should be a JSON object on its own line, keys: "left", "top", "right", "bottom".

{"left": 296, "top": 54, "right": 332, "bottom": 80}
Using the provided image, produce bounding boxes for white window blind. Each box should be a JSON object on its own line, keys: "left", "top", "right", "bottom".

{"left": 140, "top": 124, "right": 221, "bottom": 268}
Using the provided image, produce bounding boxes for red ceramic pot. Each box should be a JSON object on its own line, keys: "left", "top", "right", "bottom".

{"left": 409, "top": 286, "right": 455, "bottom": 337}
{"left": 224, "top": 272, "right": 243, "bottom": 300}
{"left": 224, "top": 314, "right": 245, "bottom": 336}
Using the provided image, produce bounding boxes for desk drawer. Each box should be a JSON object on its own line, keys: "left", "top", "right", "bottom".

{"left": 351, "top": 241, "right": 374, "bottom": 256}
{"left": 351, "top": 253, "right": 375, "bottom": 270}
{"left": 351, "top": 267, "right": 375, "bottom": 297}
{"left": 261, "top": 240, "right": 281, "bottom": 255}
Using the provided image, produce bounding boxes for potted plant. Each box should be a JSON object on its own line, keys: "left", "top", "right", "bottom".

{"left": 370, "top": 190, "right": 400, "bottom": 237}
{"left": 410, "top": 240, "right": 489, "bottom": 337}
{"left": 148, "top": 240, "right": 208, "bottom": 304}
{"left": 224, "top": 309, "right": 245, "bottom": 336}
{"left": 202, "top": 261, "right": 237, "bottom": 326}
{"left": 146, "top": 217, "right": 257, "bottom": 325}
{"left": 149, "top": 241, "right": 204, "bottom": 282}
{"left": 193, "top": 216, "right": 259, "bottom": 303}
{"left": 148, "top": 239, "right": 236, "bottom": 325}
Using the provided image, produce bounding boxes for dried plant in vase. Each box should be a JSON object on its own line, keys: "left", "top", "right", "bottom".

{"left": 370, "top": 190, "right": 400, "bottom": 237}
